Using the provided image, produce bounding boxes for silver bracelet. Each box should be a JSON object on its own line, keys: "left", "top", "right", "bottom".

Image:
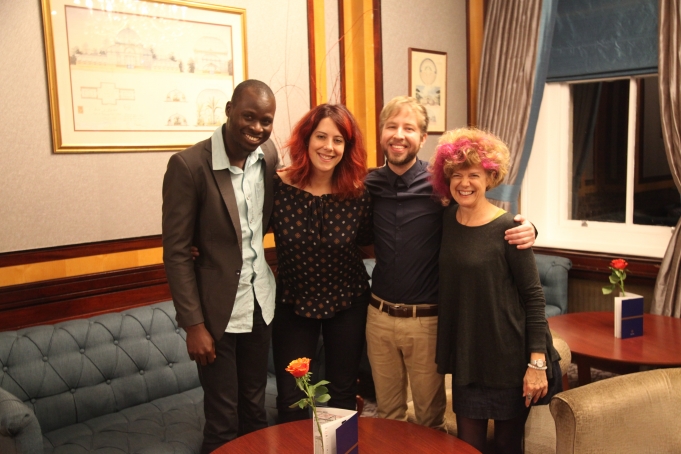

{"left": 527, "top": 363, "right": 548, "bottom": 371}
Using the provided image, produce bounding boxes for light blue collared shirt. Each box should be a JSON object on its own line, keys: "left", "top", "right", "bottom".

{"left": 211, "top": 126, "right": 275, "bottom": 332}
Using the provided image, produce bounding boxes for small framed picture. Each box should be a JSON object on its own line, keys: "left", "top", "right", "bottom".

{"left": 408, "top": 48, "right": 447, "bottom": 134}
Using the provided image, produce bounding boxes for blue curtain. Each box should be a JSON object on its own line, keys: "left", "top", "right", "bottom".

{"left": 547, "top": 0, "right": 658, "bottom": 82}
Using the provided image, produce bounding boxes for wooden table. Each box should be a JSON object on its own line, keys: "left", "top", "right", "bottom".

{"left": 214, "top": 418, "right": 480, "bottom": 453}
{"left": 549, "top": 312, "right": 681, "bottom": 386}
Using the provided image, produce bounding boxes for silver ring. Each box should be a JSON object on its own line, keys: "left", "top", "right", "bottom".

{"left": 526, "top": 394, "right": 532, "bottom": 399}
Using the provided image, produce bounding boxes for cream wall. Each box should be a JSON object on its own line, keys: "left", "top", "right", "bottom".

{"left": 381, "top": 0, "right": 468, "bottom": 162}
{"left": 0, "top": 0, "right": 310, "bottom": 253}
{"left": 0, "top": 0, "right": 469, "bottom": 254}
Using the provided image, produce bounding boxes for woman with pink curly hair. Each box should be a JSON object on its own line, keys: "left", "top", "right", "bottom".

{"left": 430, "top": 128, "right": 561, "bottom": 454}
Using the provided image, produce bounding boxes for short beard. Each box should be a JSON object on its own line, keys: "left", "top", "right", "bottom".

{"left": 384, "top": 149, "right": 418, "bottom": 167}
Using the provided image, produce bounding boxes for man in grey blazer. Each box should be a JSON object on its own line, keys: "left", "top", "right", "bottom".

{"left": 162, "top": 80, "right": 279, "bottom": 453}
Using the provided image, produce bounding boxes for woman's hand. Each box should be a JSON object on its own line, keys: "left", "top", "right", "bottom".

{"left": 190, "top": 246, "right": 199, "bottom": 260}
{"left": 523, "top": 367, "right": 548, "bottom": 407}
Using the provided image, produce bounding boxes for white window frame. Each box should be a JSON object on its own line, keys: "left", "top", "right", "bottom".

{"left": 520, "top": 82, "right": 673, "bottom": 259}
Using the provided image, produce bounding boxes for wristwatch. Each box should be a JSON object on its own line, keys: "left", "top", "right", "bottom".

{"left": 530, "top": 359, "right": 546, "bottom": 368}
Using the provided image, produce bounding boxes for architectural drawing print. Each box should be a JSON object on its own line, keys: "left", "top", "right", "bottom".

{"left": 194, "top": 37, "right": 232, "bottom": 74}
{"left": 81, "top": 83, "right": 136, "bottom": 105}
{"left": 42, "top": 0, "right": 246, "bottom": 152}
{"left": 168, "top": 114, "right": 189, "bottom": 126}
{"left": 166, "top": 89, "right": 187, "bottom": 103}
{"left": 65, "top": 5, "right": 234, "bottom": 132}
{"left": 196, "top": 89, "right": 228, "bottom": 127}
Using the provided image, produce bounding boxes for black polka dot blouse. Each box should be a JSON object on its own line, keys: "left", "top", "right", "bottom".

{"left": 271, "top": 174, "right": 373, "bottom": 319}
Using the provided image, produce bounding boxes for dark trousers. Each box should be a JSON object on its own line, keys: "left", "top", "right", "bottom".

{"left": 272, "top": 291, "right": 369, "bottom": 423}
{"left": 197, "top": 303, "right": 271, "bottom": 454}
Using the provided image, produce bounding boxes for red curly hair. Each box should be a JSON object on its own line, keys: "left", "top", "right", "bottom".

{"left": 284, "top": 104, "right": 367, "bottom": 198}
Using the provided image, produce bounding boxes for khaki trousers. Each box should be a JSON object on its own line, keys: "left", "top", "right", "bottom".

{"left": 366, "top": 304, "right": 446, "bottom": 430}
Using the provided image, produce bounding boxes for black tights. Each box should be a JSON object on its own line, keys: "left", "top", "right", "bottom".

{"left": 456, "top": 408, "right": 530, "bottom": 454}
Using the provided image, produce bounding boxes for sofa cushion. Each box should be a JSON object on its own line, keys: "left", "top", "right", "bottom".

{"left": 43, "top": 387, "right": 204, "bottom": 454}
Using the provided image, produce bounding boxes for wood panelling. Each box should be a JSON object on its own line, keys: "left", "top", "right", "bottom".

{"left": 0, "top": 265, "right": 166, "bottom": 311}
{"left": 0, "top": 265, "right": 171, "bottom": 330}
{"left": 0, "top": 236, "right": 162, "bottom": 267}
{"left": 339, "top": 0, "right": 383, "bottom": 168}
{"left": 1, "top": 234, "right": 275, "bottom": 288}
{"left": 307, "top": 0, "right": 321, "bottom": 106}
{"left": 0, "top": 248, "right": 163, "bottom": 287}
{"left": 0, "top": 238, "right": 279, "bottom": 331}
{"left": 533, "top": 246, "right": 661, "bottom": 285}
{"left": 1, "top": 285, "right": 173, "bottom": 332}
{"left": 567, "top": 278, "right": 655, "bottom": 314}
{"left": 466, "top": 0, "right": 486, "bottom": 126}
{"left": 2, "top": 236, "right": 660, "bottom": 330}
{"left": 371, "top": 0, "right": 384, "bottom": 167}
{"left": 532, "top": 248, "right": 660, "bottom": 314}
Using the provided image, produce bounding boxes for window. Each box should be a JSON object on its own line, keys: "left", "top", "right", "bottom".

{"left": 570, "top": 77, "right": 679, "bottom": 227}
{"left": 521, "top": 78, "right": 678, "bottom": 258}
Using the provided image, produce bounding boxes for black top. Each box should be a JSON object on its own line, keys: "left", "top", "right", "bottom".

{"left": 364, "top": 160, "right": 445, "bottom": 305}
{"left": 436, "top": 206, "right": 560, "bottom": 387}
{"left": 271, "top": 175, "right": 373, "bottom": 319}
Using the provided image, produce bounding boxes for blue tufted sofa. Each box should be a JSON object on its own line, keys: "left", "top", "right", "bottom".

{"left": 0, "top": 301, "right": 204, "bottom": 454}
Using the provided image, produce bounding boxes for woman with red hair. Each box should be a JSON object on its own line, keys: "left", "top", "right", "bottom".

{"left": 271, "top": 103, "right": 373, "bottom": 423}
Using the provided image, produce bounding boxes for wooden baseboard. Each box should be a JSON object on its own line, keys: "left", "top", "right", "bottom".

{"left": 0, "top": 264, "right": 171, "bottom": 330}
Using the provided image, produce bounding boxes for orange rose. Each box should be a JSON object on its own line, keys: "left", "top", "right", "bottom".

{"left": 285, "top": 358, "right": 310, "bottom": 378}
{"left": 610, "top": 259, "right": 628, "bottom": 270}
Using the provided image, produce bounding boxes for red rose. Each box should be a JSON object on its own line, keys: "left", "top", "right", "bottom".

{"left": 285, "top": 358, "right": 310, "bottom": 378}
{"left": 610, "top": 259, "right": 628, "bottom": 270}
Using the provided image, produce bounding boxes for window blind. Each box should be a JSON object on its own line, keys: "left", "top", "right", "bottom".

{"left": 547, "top": 0, "right": 657, "bottom": 82}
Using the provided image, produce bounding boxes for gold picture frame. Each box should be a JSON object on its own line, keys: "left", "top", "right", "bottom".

{"left": 41, "top": 0, "right": 247, "bottom": 153}
{"left": 408, "top": 48, "right": 447, "bottom": 134}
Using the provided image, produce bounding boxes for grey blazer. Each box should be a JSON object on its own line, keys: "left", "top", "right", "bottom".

{"left": 162, "top": 135, "right": 279, "bottom": 341}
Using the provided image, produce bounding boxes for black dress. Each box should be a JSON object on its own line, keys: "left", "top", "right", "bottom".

{"left": 435, "top": 206, "right": 560, "bottom": 419}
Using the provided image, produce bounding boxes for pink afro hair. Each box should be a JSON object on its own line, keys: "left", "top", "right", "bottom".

{"left": 428, "top": 128, "right": 510, "bottom": 205}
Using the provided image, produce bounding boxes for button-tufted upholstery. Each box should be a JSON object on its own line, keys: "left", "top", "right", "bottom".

{"left": 535, "top": 254, "right": 572, "bottom": 317}
{"left": 0, "top": 301, "right": 204, "bottom": 454}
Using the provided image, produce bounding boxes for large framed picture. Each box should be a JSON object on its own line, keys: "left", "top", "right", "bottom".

{"left": 408, "top": 48, "right": 447, "bottom": 134}
{"left": 41, "top": 0, "right": 246, "bottom": 153}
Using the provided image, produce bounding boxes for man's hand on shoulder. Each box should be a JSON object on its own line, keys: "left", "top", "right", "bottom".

{"left": 185, "top": 323, "right": 216, "bottom": 365}
{"left": 504, "top": 214, "right": 536, "bottom": 250}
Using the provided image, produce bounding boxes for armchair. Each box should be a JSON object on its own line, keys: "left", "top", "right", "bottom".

{"left": 550, "top": 368, "right": 681, "bottom": 453}
{"left": 535, "top": 254, "right": 572, "bottom": 317}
